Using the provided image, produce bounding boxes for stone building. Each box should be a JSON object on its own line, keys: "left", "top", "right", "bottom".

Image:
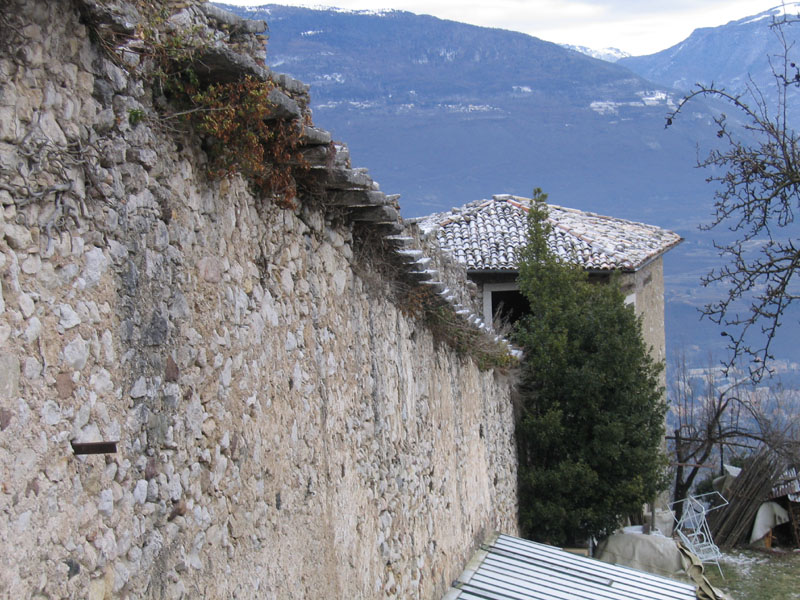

{"left": 415, "top": 194, "right": 683, "bottom": 368}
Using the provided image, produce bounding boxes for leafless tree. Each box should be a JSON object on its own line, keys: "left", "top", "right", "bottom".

{"left": 667, "top": 13, "right": 800, "bottom": 382}
{"left": 667, "top": 354, "right": 800, "bottom": 521}
{"left": 669, "top": 357, "right": 747, "bottom": 520}
{"left": 739, "top": 381, "right": 800, "bottom": 465}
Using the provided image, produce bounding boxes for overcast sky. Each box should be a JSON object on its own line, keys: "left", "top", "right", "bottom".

{"left": 223, "top": 0, "right": 785, "bottom": 55}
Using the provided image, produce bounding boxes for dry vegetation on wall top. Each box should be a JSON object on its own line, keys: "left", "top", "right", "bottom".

{"left": 354, "top": 228, "right": 517, "bottom": 371}
{"left": 88, "top": 0, "right": 309, "bottom": 208}
{"left": 402, "top": 283, "right": 515, "bottom": 370}
{"left": 171, "top": 76, "right": 308, "bottom": 208}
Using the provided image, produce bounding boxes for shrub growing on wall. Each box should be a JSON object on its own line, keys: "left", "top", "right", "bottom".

{"left": 514, "top": 190, "right": 667, "bottom": 545}
{"left": 186, "top": 76, "right": 306, "bottom": 207}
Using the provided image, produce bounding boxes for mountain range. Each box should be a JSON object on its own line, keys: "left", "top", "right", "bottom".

{"left": 219, "top": 3, "right": 800, "bottom": 377}
{"left": 228, "top": 3, "right": 718, "bottom": 221}
{"left": 561, "top": 44, "right": 629, "bottom": 63}
{"left": 620, "top": 4, "right": 800, "bottom": 125}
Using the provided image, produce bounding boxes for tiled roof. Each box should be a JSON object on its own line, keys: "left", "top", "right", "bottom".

{"left": 417, "top": 195, "right": 682, "bottom": 272}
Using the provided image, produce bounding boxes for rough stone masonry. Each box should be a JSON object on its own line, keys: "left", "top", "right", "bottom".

{"left": 0, "top": 1, "right": 518, "bottom": 598}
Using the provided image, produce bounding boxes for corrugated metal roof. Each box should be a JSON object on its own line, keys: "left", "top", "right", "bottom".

{"left": 446, "top": 534, "right": 697, "bottom": 600}
{"left": 417, "top": 195, "right": 682, "bottom": 272}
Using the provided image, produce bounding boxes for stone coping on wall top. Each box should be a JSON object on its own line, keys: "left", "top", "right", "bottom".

{"left": 205, "top": 5, "right": 520, "bottom": 359}
{"left": 79, "top": 0, "right": 520, "bottom": 363}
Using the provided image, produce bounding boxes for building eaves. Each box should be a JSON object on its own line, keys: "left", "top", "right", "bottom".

{"left": 416, "top": 195, "right": 683, "bottom": 273}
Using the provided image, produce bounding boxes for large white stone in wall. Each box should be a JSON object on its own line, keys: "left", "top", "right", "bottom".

{"left": 62, "top": 336, "right": 89, "bottom": 370}
{"left": 0, "top": 352, "right": 20, "bottom": 401}
{"left": 83, "top": 247, "right": 106, "bottom": 284}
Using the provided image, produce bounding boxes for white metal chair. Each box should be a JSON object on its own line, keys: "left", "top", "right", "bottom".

{"left": 671, "top": 491, "right": 728, "bottom": 577}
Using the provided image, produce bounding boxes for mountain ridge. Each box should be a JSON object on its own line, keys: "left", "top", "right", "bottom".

{"left": 619, "top": 3, "right": 800, "bottom": 123}
{"left": 216, "top": 3, "right": 800, "bottom": 373}
{"left": 560, "top": 44, "right": 630, "bottom": 63}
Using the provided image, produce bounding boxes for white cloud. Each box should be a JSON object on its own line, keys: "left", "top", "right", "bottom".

{"left": 221, "top": 0, "right": 785, "bottom": 55}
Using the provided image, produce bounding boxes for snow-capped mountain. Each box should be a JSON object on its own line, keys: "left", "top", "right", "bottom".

{"left": 619, "top": 3, "right": 800, "bottom": 122}
{"left": 219, "top": 3, "right": 709, "bottom": 221}
{"left": 560, "top": 44, "right": 630, "bottom": 63}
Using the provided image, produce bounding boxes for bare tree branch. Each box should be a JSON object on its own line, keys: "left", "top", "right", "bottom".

{"left": 668, "top": 352, "right": 800, "bottom": 520}
{"left": 667, "top": 14, "right": 800, "bottom": 381}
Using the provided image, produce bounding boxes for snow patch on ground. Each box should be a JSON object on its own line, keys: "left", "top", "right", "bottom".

{"left": 719, "top": 551, "right": 769, "bottom": 579}
{"left": 438, "top": 48, "right": 457, "bottom": 61}
{"left": 326, "top": 5, "right": 395, "bottom": 17}
{"left": 316, "top": 100, "right": 380, "bottom": 110}
{"left": 438, "top": 103, "right": 500, "bottom": 113}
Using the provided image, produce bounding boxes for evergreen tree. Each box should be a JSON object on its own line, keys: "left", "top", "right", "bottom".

{"left": 515, "top": 190, "right": 667, "bottom": 545}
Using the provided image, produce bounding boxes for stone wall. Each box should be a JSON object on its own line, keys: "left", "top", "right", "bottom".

{"left": 620, "top": 257, "right": 667, "bottom": 386}
{"left": 0, "top": 1, "right": 518, "bottom": 598}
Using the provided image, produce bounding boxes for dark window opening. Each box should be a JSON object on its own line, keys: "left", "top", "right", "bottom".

{"left": 491, "top": 289, "right": 530, "bottom": 327}
{"left": 588, "top": 272, "right": 612, "bottom": 285}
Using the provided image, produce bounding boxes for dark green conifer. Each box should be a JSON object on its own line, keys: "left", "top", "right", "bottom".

{"left": 515, "top": 189, "right": 667, "bottom": 545}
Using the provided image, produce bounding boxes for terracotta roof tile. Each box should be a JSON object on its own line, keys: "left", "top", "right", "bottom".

{"left": 417, "top": 195, "right": 682, "bottom": 272}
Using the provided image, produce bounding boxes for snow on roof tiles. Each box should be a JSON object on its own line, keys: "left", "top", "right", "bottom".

{"left": 417, "top": 194, "right": 682, "bottom": 272}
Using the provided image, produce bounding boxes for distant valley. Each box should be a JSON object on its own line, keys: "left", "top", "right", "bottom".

{"left": 220, "top": 3, "right": 800, "bottom": 379}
